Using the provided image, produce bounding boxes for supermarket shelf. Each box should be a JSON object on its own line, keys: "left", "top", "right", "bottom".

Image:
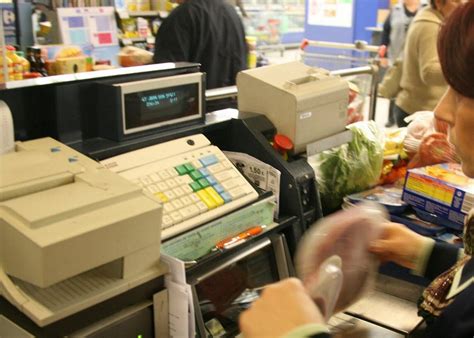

{"left": 120, "top": 37, "right": 155, "bottom": 44}
{"left": 0, "top": 63, "right": 185, "bottom": 90}
{"left": 129, "top": 10, "right": 168, "bottom": 17}
{"left": 116, "top": 9, "right": 168, "bottom": 18}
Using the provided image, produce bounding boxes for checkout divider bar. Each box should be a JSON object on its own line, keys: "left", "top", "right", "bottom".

{"left": 205, "top": 64, "right": 379, "bottom": 120}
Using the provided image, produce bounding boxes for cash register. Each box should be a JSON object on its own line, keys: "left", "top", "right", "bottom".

{"left": 0, "top": 137, "right": 165, "bottom": 327}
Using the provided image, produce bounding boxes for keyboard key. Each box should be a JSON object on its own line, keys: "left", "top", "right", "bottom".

{"left": 189, "top": 181, "right": 201, "bottom": 192}
{"left": 170, "top": 211, "right": 183, "bottom": 223}
{"left": 215, "top": 169, "right": 238, "bottom": 183}
{"left": 147, "top": 184, "right": 159, "bottom": 194}
{"left": 189, "top": 170, "right": 203, "bottom": 181}
{"left": 188, "top": 160, "right": 199, "bottom": 169}
{"left": 158, "top": 170, "right": 171, "bottom": 180}
{"left": 204, "top": 187, "right": 224, "bottom": 207}
{"left": 179, "top": 205, "right": 200, "bottom": 220}
{"left": 196, "top": 201, "right": 209, "bottom": 213}
{"left": 198, "top": 178, "right": 210, "bottom": 189}
{"left": 222, "top": 178, "right": 240, "bottom": 190}
{"left": 181, "top": 185, "right": 193, "bottom": 194}
{"left": 220, "top": 191, "right": 232, "bottom": 203}
{"left": 198, "top": 167, "right": 210, "bottom": 177}
{"left": 167, "top": 168, "right": 179, "bottom": 177}
{"left": 197, "top": 189, "right": 217, "bottom": 209}
{"left": 164, "top": 203, "right": 175, "bottom": 213}
{"left": 180, "top": 195, "right": 192, "bottom": 206}
{"left": 140, "top": 176, "right": 153, "bottom": 186}
{"left": 171, "top": 199, "right": 184, "bottom": 209}
{"left": 149, "top": 173, "right": 161, "bottom": 182}
{"left": 175, "top": 165, "right": 188, "bottom": 175}
{"left": 165, "top": 178, "right": 178, "bottom": 189}
{"left": 184, "top": 204, "right": 200, "bottom": 218}
{"left": 175, "top": 175, "right": 193, "bottom": 186}
{"left": 162, "top": 215, "right": 174, "bottom": 228}
{"left": 157, "top": 182, "right": 168, "bottom": 192}
{"left": 200, "top": 154, "right": 218, "bottom": 167}
{"left": 184, "top": 163, "right": 195, "bottom": 172}
{"left": 172, "top": 187, "right": 185, "bottom": 197}
{"left": 206, "top": 175, "right": 217, "bottom": 186}
{"left": 154, "top": 192, "right": 169, "bottom": 203}
{"left": 214, "top": 184, "right": 224, "bottom": 194}
{"left": 207, "top": 163, "right": 225, "bottom": 175}
{"left": 229, "top": 187, "right": 246, "bottom": 199}
{"left": 163, "top": 190, "right": 177, "bottom": 201}
{"left": 221, "top": 160, "right": 234, "bottom": 169}
{"left": 190, "top": 193, "right": 201, "bottom": 203}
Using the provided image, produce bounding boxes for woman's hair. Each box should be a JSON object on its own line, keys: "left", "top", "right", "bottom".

{"left": 438, "top": 1, "right": 474, "bottom": 99}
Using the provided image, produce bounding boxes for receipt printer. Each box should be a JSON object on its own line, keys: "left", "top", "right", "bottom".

{"left": 237, "top": 61, "right": 349, "bottom": 153}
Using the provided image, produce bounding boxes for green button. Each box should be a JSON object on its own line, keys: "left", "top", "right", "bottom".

{"left": 189, "top": 181, "right": 201, "bottom": 192}
{"left": 198, "top": 178, "right": 210, "bottom": 189}
{"left": 189, "top": 170, "right": 203, "bottom": 181}
{"left": 175, "top": 165, "right": 188, "bottom": 175}
{"left": 184, "top": 163, "right": 195, "bottom": 172}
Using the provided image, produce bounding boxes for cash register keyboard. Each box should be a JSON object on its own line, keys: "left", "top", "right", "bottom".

{"left": 101, "top": 134, "right": 259, "bottom": 240}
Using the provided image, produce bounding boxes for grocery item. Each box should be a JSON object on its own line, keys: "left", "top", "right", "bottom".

{"left": 118, "top": 46, "right": 153, "bottom": 67}
{"left": 6, "top": 46, "right": 23, "bottom": 80}
{"left": 296, "top": 202, "right": 386, "bottom": 318}
{"left": 309, "top": 121, "right": 384, "bottom": 212}
{"left": 403, "top": 163, "right": 474, "bottom": 230}
{"left": 15, "top": 51, "right": 30, "bottom": 73}
{"left": 0, "top": 52, "right": 13, "bottom": 82}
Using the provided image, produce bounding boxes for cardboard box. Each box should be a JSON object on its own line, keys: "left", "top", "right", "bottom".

{"left": 55, "top": 56, "right": 86, "bottom": 74}
{"left": 402, "top": 163, "right": 474, "bottom": 230}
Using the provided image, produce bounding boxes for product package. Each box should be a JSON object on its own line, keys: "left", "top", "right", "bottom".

{"left": 295, "top": 202, "right": 386, "bottom": 320}
{"left": 402, "top": 163, "right": 474, "bottom": 230}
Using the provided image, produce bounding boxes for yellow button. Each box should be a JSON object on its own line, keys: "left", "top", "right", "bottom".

{"left": 197, "top": 189, "right": 217, "bottom": 209}
{"left": 204, "top": 187, "right": 224, "bottom": 207}
{"left": 155, "top": 192, "right": 169, "bottom": 203}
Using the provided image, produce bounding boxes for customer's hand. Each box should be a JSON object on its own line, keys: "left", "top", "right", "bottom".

{"left": 369, "top": 222, "right": 427, "bottom": 269}
{"left": 239, "top": 278, "right": 324, "bottom": 337}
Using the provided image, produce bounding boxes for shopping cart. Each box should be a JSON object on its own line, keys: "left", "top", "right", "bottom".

{"left": 300, "top": 39, "right": 386, "bottom": 121}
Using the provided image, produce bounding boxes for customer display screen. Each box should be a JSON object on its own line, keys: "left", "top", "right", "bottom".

{"left": 124, "top": 83, "right": 199, "bottom": 131}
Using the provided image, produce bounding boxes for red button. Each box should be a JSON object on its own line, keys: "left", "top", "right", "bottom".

{"left": 273, "top": 134, "right": 293, "bottom": 151}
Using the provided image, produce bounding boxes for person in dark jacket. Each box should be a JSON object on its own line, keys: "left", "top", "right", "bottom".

{"left": 239, "top": 3, "right": 474, "bottom": 337}
{"left": 153, "top": 0, "right": 248, "bottom": 90}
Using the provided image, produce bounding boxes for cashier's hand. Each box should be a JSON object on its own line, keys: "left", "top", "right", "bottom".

{"left": 369, "top": 222, "right": 426, "bottom": 270}
{"left": 239, "top": 278, "right": 324, "bottom": 337}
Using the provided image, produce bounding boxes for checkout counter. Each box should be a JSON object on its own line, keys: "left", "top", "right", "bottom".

{"left": 0, "top": 62, "right": 427, "bottom": 337}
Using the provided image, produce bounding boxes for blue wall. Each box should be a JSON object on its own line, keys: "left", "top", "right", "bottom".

{"left": 303, "top": 0, "right": 388, "bottom": 69}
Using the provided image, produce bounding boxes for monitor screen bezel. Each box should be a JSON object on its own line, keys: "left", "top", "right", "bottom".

{"left": 116, "top": 72, "right": 204, "bottom": 136}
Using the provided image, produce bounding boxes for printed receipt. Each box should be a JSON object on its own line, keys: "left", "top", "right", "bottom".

{"left": 224, "top": 151, "right": 281, "bottom": 218}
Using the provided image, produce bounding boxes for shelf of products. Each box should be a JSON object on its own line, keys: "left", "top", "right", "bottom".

{"left": 241, "top": 0, "right": 305, "bottom": 45}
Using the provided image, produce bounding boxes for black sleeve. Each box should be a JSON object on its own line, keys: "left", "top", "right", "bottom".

{"left": 309, "top": 333, "right": 331, "bottom": 338}
{"left": 153, "top": 6, "right": 193, "bottom": 63}
{"left": 381, "top": 13, "right": 391, "bottom": 47}
{"left": 424, "top": 242, "right": 460, "bottom": 280}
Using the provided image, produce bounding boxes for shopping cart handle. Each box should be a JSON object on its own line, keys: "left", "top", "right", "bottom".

{"left": 300, "top": 39, "right": 309, "bottom": 50}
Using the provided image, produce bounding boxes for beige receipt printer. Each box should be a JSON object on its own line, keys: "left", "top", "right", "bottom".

{"left": 0, "top": 138, "right": 164, "bottom": 326}
{"left": 237, "top": 61, "right": 349, "bottom": 153}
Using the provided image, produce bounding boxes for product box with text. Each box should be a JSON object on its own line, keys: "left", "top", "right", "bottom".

{"left": 402, "top": 163, "right": 474, "bottom": 230}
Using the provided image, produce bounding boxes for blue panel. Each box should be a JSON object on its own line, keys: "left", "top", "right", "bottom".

{"left": 303, "top": 0, "right": 380, "bottom": 69}
{"left": 354, "top": 0, "right": 379, "bottom": 42}
{"left": 281, "top": 31, "right": 305, "bottom": 44}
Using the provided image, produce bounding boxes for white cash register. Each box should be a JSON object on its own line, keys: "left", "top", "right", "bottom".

{"left": 0, "top": 138, "right": 165, "bottom": 327}
{"left": 237, "top": 61, "right": 349, "bottom": 153}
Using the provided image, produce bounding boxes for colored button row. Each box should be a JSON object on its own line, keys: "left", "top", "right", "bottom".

{"left": 174, "top": 154, "right": 219, "bottom": 176}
